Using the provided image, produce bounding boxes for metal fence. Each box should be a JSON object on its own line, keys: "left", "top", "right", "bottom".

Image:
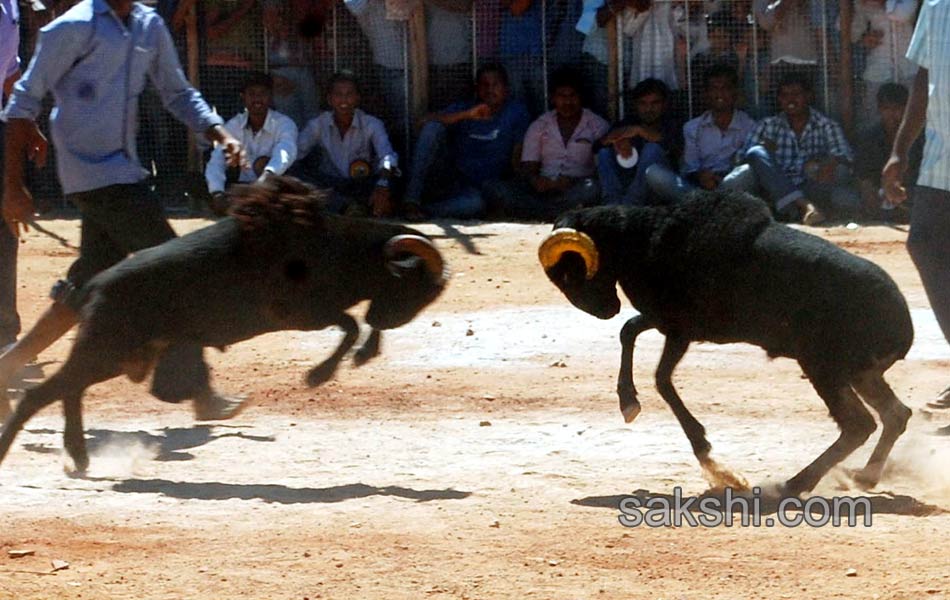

{"left": 14, "top": 0, "right": 920, "bottom": 207}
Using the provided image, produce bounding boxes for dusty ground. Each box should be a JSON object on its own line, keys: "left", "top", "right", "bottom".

{"left": 0, "top": 217, "right": 948, "bottom": 600}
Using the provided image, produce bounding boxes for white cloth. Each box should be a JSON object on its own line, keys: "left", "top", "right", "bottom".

{"left": 205, "top": 109, "right": 298, "bottom": 193}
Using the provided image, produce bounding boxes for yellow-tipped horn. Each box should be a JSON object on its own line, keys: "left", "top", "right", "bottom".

{"left": 538, "top": 228, "right": 600, "bottom": 279}
{"left": 385, "top": 234, "right": 447, "bottom": 283}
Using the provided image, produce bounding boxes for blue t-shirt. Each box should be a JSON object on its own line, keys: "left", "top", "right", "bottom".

{"left": 500, "top": 3, "right": 543, "bottom": 57}
{"left": 447, "top": 99, "right": 531, "bottom": 184}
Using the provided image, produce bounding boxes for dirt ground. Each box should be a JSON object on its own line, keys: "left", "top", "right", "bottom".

{"left": 0, "top": 217, "right": 948, "bottom": 600}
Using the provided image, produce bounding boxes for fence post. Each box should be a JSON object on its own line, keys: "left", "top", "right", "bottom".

{"left": 185, "top": 1, "right": 201, "bottom": 174}
{"left": 607, "top": 15, "right": 619, "bottom": 121}
{"left": 839, "top": 0, "right": 854, "bottom": 134}
{"left": 409, "top": 4, "right": 430, "bottom": 128}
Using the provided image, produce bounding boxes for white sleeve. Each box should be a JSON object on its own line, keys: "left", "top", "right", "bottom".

{"left": 264, "top": 115, "right": 299, "bottom": 175}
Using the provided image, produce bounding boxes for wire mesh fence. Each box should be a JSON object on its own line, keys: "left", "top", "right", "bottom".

{"left": 11, "top": 0, "right": 921, "bottom": 208}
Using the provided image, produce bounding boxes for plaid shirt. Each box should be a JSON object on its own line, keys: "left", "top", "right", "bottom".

{"left": 743, "top": 108, "right": 853, "bottom": 186}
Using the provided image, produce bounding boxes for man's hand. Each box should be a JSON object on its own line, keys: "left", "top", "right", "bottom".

{"left": 208, "top": 191, "right": 231, "bottom": 217}
{"left": 882, "top": 155, "right": 908, "bottom": 205}
{"left": 464, "top": 104, "right": 492, "bottom": 121}
{"left": 862, "top": 29, "right": 884, "bottom": 50}
{"left": 613, "top": 138, "right": 634, "bottom": 159}
{"left": 26, "top": 124, "right": 48, "bottom": 168}
{"left": 602, "top": 125, "right": 661, "bottom": 145}
{"left": 2, "top": 183, "right": 35, "bottom": 237}
{"left": 370, "top": 186, "right": 394, "bottom": 218}
{"left": 531, "top": 175, "right": 572, "bottom": 193}
{"left": 207, "top": 125, "right": 246, "bottom": 169}
{"left": 696, "top": 170, "right": 722, "bottom": 190}
{"left": 814, "top": 159, "right": 838, "bottom": 185}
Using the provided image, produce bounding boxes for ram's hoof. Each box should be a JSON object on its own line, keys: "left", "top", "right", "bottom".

{"left": 621, "top": 401, "right": 641, "bottom": 424}
{"left": 306, "top": 364, "right": 337, "bottom": 387}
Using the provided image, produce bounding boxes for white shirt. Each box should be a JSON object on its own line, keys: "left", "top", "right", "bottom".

{"left": 297, "top": 109, "right": 398, "bottom": 179}
{"left": 906, "top": 0, "right": 950, "bottom": 192}
{"left": 850, "top": 0, "right": 918, "bottom": 83}
{"left": 205, "top": 109, "right": 298, "bottom": 193}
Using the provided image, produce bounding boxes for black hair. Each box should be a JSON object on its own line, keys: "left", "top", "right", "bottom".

{"left": 475, "top": 62, "right": 510, "bottom": 87}
{"left": 777, "top": 71, "right": 814, "bottom": 96}
{"left": 327, "top": 70, "right": 361, "bottom": 95}
{"left": 630, "top": 77, "right": 670, "bottom": 102}
{"left": 242, "top": 72, "right": 274, "bottom": 93}
{"left": 548, "top": 66, "right": 585, "bottom": 98}
{"left": 703, "top": 63, "right": 739, "bottom": 89}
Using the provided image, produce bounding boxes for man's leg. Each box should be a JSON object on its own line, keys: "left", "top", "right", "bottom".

{"left": 906, "top": 186, "right": 950, "bottom": 409}
{"left": 623, "top": 143, "right": 671, "bottom": 206}
{"left": 0, "top": 120, "right": 19, "bottom": 349}
{"left": 596, "top": 147, "right": 630, "bottom": 205}
{"left": 644, "top": 164, "right": 697, "bottom": 204}
{"left": 404, "top": 121, "right": 450, "bottom": 215}
{"left": 741, "top": 145, "right": 819, "bottom": 222}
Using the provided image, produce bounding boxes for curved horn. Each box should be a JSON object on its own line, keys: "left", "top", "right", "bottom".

{"left": 385, "top": 234, "right": 446, "bottom": 283}
{"left": 538, "top": 228, "right": 600, "bottom": 279}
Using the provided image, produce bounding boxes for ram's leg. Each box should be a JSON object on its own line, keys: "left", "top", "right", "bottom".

{"left": 617, "top": 315, "right": 653, "bottom": 423}
{"left": 353, "top": 329, "right": 381, "bottom": 367}
{"left": 62, "top": 392, "right": 88, "bottom": 474}
{"left": 654, "top": 335, "right": 747, "bottom": 490}
{"left": 306, "top": 314, "right": 360, "bottom": 387}
{"left": 0, "top": 375, "right": 66, "bottom": 468}
{"left": 850, "top": 369, "right": 911, "bottom": 489}
{"left": 654, "top": 336, "right": 709, "bottom": 457}
{"left": 784, "top": 371, "right": 877, "bottom": 496}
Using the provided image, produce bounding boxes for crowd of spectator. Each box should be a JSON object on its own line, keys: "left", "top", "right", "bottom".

{"left": 11, "top": 0, "right": 926, "bottom": 225}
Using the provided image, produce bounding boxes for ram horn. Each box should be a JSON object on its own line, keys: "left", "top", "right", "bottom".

{"left": 384, "top": 234, "right": 446, "bottom": 283}
{"left": 538, "top": 228, "right": 600, "bottom": 279}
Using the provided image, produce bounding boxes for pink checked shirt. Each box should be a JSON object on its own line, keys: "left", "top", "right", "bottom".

{"left": 521, "top": 108, "right": 610, "bottom": 179}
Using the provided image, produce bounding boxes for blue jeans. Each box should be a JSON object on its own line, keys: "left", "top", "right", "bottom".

{"left": 724, "top": 145, "right": 861, "bottom": 218}
{"left": 597, "top": 143, "right": 673, "bottom": 206}
{"left": 482, "top": 178, "right": 600, "bottom": 221}
{"left": 405, "top": 121, "right": 487, "bottom": 219}
{"left": 908, "top": 186, "right": 950, "bottom": 346}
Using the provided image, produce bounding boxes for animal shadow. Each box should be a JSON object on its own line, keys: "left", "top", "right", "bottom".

{"left": 22, "top": 425, "right": 275, "bottom": 462}
{"left": 573, "top": 488, "right": 946, "bottom": 519}
{"left": 110, "top": 479, "right": 472, "bottom": 505}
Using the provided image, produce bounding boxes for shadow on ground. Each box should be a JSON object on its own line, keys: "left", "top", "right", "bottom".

{"left": 22, "top": 425, "right": 274, "bottom": 462}
{"left": 573, "top": 488, "right": 946, "bottom": 519}
{"left": 110, "top": 479, "right": 472, "bottom": 504}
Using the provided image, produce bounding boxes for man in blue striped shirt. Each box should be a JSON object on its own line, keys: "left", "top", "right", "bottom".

{"left": 724, "top": 72, "right": 858, "bottom": 225}
{"left": 883, "top": 0, "right": 950, "bottom": 425}
{"left": 0, "top": 0, "right": 246, "bottom": 421}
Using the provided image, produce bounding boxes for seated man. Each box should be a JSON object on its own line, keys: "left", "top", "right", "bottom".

{"left": 293, "top": 72, "right": 399, "bottom": 218}
{"left": 483, "top": 68, "right": 609, "bottom": 221}
{"left": 205, "top": 72, "right": 299, "bottom": 215}
{"left": 595, "top": 78, "right": 684, "bottom": 206}
{"left": 722, "top": 72, "right": 858, "bottom": 225}
{"left": 404, "top": 63, "right": 531, "bottom": 220}
{"left": 853, "top": 82, "right": 923, "bottom": 221}
{"left": 645, "top": 64, "right": 757, "bottom": 202}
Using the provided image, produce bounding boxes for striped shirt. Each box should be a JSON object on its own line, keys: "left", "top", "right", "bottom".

{"left": 743, "top": 108, "right": 853, "bottom": 186}
{"left": 906, "top": 0, "right": 950, "bottom": 192}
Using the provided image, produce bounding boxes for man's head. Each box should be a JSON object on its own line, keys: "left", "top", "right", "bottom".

{"left": 630, "top": 78, "right": 669, "bottom": 126}
{"left": 549, "top": 68, "right": 584, "bottom": 120}
{"left": 876, "top": 83, "right": 909, "bottom": 134}
{"left": 475, "top": 63, "right": 510, "bottom": 112}
{"left": 241, "top": 72, "right": 274, "bottom": 121}
{"left": 703, "top": 63, "right": 739, "bottom": 114}
{"left": 327, "top": 71, "right": 361, "bottom": 118}
{"left": 107, "top": 0, "right": 134, "bottom": 19}
{"left": 776, "top": 73, "right": 814, "bottom": 119}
